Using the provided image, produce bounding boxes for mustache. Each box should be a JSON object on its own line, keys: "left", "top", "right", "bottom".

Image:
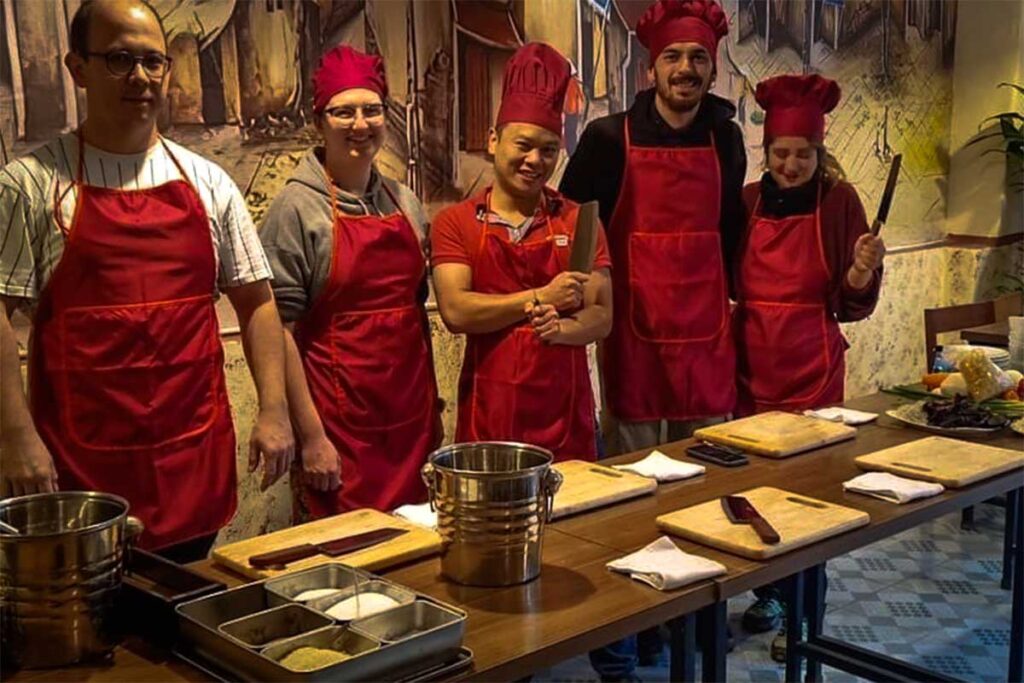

{"left": 669, "top": 73, "right": 703, "bottom": 86}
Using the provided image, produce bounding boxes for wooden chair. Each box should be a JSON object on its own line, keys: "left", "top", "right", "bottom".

{"left": 922, "top": 292, "right": 1022, "bottom": 590}
{"left": 923, "top": 292, "right": 1022, "bottom": 372}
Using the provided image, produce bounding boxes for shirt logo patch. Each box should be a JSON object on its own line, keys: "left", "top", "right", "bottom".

{"left": 554, "top": 234, "right": 569, "bottom": 247}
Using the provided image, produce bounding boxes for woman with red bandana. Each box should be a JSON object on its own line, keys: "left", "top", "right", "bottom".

{"left": 260, "top": 46, "right": 441, "bottom": 518}
{"left": 736, "top": 75, "right": 886, "bottom": 649}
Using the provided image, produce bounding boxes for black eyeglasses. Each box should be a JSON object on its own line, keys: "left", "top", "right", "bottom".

{"left": 87, "top": 50, "right": 173, "bottom": 78}
{"left": 323, "top": 104, "right": 386, "bottom": 127}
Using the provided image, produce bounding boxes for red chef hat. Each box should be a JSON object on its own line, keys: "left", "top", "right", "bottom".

{"left": 313, "top": 45, "right": 388, "bottom": 114}
{"left": 636, "top": 0, "right": 729, "bottom": 64}
{"left": 755, "top": 74, "right": 841, "bottom": 142}
{"left": 495, "top": 42, "right": 571, "bottom": 136}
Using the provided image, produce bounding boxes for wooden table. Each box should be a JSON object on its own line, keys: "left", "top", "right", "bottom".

{"left": 960, "top": 320, "right": 1011, "bottom": 347}
{"left": 7, "top": 393, "right": 1022, "bottom": 682}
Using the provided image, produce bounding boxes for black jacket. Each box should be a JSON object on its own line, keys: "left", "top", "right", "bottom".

{"left": 559, "top": 88, "right": 747, "bottom": 283}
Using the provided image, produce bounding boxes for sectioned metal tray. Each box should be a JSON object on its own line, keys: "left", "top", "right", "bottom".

{"left": 175, "top": 564, "right": 467, "bottom": 682}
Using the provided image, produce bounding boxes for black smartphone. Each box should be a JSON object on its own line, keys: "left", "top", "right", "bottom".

{"left": 686, "top": 442, "right": 749, "bottom": 467}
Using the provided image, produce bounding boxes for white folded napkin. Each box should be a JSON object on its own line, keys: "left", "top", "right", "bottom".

{"left": 613, "top": 450, "right": 705, "bottom": 482}
{"left": 607, "top": 536, "right": 726, "bottom": 590}
{"left": 843, "top": 472, "right": 944, "bottom": 504}
{"left": 804, "top": 407, "right": 878, "bottom": 425}
{"left": 392, "top": 503, "right": 437, "bottom": 529}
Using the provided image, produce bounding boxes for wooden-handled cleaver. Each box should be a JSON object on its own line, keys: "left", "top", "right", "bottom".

{"left": 870, "top": 154, "right": 901, "bottom": 236}
{"left": 248, "top": 527, "right": 408, "bottom": 569}
{"left": 722, "top": 495, "right": 780, "bottom": 545}
{"left": 568, "top": 201, "right": 600, "bottom": 273}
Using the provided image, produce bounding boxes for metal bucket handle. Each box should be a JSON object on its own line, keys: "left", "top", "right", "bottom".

{"left": 420, "top": 462, "right": 437, "bottom": 512}
{"left": 124, "top": 516, "right": 145, "bottom": 569}
{"left": 543, "top": 468, "right": 563, "bottom": 523}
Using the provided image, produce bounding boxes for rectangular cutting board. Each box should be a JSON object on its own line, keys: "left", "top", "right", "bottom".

{"left": 551, "top": 460, "right": 658, "bottom": 520}
{"left": 694, "top": 411, "right": 857, "bottom": 458}
{"left": 657, "top": 487, "right": 870, "bottom": 559}
{"left": 212, "top": 508, "right": 441, "bottom": 580}
{"left": 855, "top": 436, "right": 1024, "bottom": 488}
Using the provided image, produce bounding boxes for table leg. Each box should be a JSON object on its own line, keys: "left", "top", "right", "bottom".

{"left": 668, "top": 613, "right": 697, "bottom": 683}
{"left": 784, "top": 571, "right": 806, "bottom": 683}
{"left": 1004, "top": 489, "right": 1020, "bottom": 591}
{"left": 697, "top": 601, "right": 727, "bottom": 683}
{"left": 804, "top": 564, "right": 826, "bottom": 683}
{"left": 1009, "top": 487, "right": 1023, "bottom": 683}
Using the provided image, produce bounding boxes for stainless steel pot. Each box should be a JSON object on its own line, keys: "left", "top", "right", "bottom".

{"left": 0, "top": 491, "right": 143, "bottom": 668}
{"left": 421, "top": 442, "right": 562, "bottom": 587}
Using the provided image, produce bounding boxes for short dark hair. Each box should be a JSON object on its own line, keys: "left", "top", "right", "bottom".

{"left": 69, "top": 0, "right": 166, "bottom": 57}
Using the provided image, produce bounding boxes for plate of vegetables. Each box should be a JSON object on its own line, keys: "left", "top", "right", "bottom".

{"left": 886, "top": 396, "right": 1010, "bottom": 437}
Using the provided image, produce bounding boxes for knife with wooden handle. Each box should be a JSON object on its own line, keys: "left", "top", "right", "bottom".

{"left": 249, "top": 527, "right": 408, "bottom": 569}
{"left": 722, "top": 495, "right": 781, "bottom": 545}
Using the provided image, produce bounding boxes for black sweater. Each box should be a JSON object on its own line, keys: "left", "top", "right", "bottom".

{"left": 558, "top": 88, "right": 748, "bottom": 281}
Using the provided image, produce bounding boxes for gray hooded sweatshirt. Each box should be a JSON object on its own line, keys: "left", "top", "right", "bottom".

{"left": 259, "top": 147, "right": 430, "bottom": 322}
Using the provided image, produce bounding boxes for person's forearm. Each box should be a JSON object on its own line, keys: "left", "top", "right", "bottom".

{"left": 1, "top": 304, "right": 34, "bottom": 437}
{"left": 552, "top": 304, "right": 612, "bottom": 346}
{"left": 239, "top": 301, "right": 289, "bottom": 414}
{"left": 283, "top": 326, "right": 326, "bottom": 441}
{"left": 440, "top": 289, "right": 536, "bottom": 335}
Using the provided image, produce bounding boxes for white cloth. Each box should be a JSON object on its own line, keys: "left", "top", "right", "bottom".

{"left": 393, "top": 503, "right": 437, "bottom": 529}
{"left": 804, "top": 407, "right": 878, "bottom": 425}
{"left": 607, "top": 536, "right": 726, "bottom": 590}
{"left": 613, "top": 450, "right": 705, "bottom": 482}
{"left": 0, "top": 132, "right": 271, "bottom": 301}
{"left": 843, "top": 472, "right": 945, "bottom": 504}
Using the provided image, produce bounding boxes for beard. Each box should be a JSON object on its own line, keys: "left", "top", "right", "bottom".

{"left": 655, "top": 71, "right": 709, "bottom": 113}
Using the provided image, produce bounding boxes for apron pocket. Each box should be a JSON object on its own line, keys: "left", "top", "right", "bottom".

{"left": 330, "top": 306, "right": 433, "bottom": 431}
{"left": 58, "top": 297, "right": 220, "bottom": 450}
{"left": 629, "top": 232, "right": 727, "bottom": 342}
{"left": 739, "top": 302, "right": 833, "bottom": 405}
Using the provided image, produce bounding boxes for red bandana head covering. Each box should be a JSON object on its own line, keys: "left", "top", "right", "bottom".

{"left": 313, "top": 45, "right": 388, "bottom": 114}
{"left": 756, "top": 74, "right": 841, "bottom": 142}
{"left": 495, "top": 42, "right": 571, "bottom": 136}
{"left": 636, "top": 0, "right": 729, "bottom": 64}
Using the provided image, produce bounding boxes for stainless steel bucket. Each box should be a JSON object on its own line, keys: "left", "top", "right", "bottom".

{"left": 421, "top": 442, "right": 562, "bottom": 587}
{"left": 0, "top": 491, "right": 143, "bottom": 668}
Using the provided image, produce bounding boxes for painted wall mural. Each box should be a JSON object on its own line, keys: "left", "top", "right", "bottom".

{"left": 1, "top": 0, "right": 956, "bottom": 242}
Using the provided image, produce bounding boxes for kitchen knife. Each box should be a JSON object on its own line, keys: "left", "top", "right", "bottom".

{"left": 249, "top": 527, "right": 408, "bottom": 569}
{"left": 722, "top": 495, "right": 781, "bottom": 545}
{"left": 870, "top": 153, "right": 902, "bottom": 236}
{"left": 568, "top": 201, "right": 600, "bottom": 273}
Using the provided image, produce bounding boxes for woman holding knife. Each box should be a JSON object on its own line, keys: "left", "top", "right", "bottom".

{"left": 736, "top": 74, "right": 887, "bottom": 641}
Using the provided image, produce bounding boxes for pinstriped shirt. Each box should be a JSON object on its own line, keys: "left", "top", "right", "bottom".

{"left": 0, "top": 132, "right": 271, "bottom": 305}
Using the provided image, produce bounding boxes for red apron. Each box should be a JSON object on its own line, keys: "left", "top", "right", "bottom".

{"left": 30, "top": 133, "right": 236, "bottom": 550}
{"left": 735, "top": 185, "right": 846, "bottom": 415}
{"left": 294, "top": 176, "right": 440, "bottom": 516}
{"left": 603, "top": 121, "right": 735, "bottom": 421}
{"left": 455, "top": 192, "right": 596, "bottom": 461}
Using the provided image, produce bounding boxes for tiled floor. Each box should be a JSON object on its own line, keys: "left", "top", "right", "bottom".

{"left": 535, "top": 504, "right": 1012, "bottom": 682}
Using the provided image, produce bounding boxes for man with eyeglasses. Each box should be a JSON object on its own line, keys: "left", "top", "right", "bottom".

{"left": 0, "top": 0, "right": 294, "bottom": 562}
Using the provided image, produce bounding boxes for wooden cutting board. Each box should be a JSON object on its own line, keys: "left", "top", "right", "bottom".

{"left": 694, "top": 411, "right": 857, "bottom": 458}
{"left": 551, "top": 460, "right": 658, "bottom": 520}
{"left": 656, "top": 487, "right": 870, "bottom": 559}
{"left": 211, "top": 508, "right": 441, "bottom": 580}
{"left": 855, "top": 436, "right": 1024, "bottom": 488}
